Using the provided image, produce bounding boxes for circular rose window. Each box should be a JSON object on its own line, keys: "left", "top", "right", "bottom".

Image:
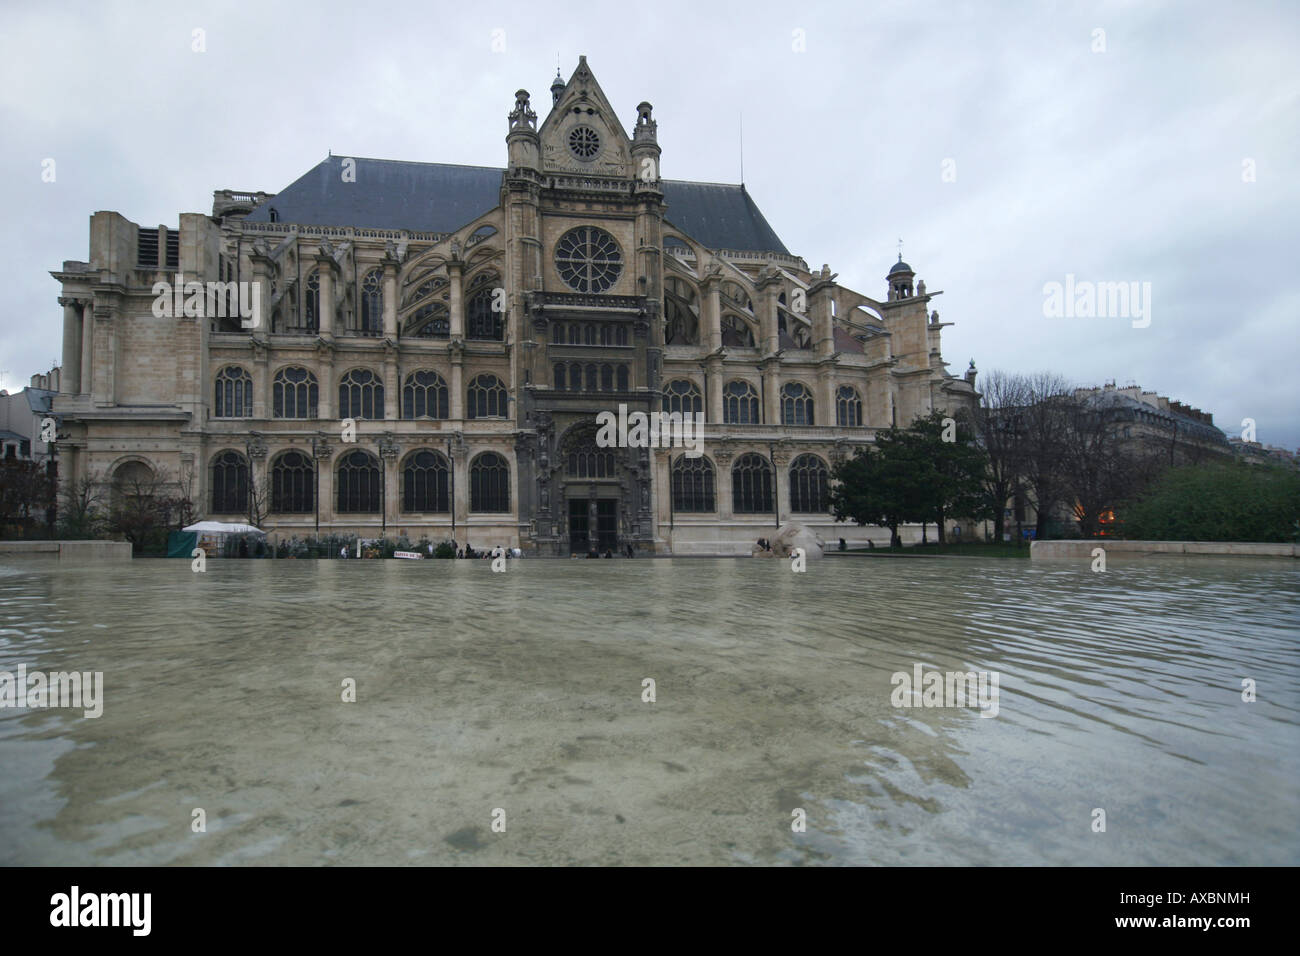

{"left": 555, "top": 226, "right": 622, "bottom": 293}
{"left": 568, "top": 125, "right": 601, "bottom": 161}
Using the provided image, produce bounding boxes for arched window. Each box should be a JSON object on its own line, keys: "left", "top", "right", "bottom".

{"left": 569, "top": 324, "right": 580, "bottom": 345}
{"left": 616, "top": 325, "right": 629, "bottom": 346}
{"left": 214, "top": 366, "right": 252, "bottom": 418}
{"left": 360, "top": 269, "right": 383, "bottom": 333}
{"left": 553, "top": 363, "right": 566, "bottom": 390}
{"left": 600, "top": 364, "right": 613, "bottom": 391}
{"left": 568, "top": 363, "right": 582, "bottom": 391}
{"left": 402, "top": 370, "right": 448, "bottom": 419}
{"left": 273, "top": 367, "right": 318, "bottom": 419}
{"left": 723, "top": 381, "right": 760, "bottom": 424}
{"left": 304, "top": 270, "right": 320, "bottom": 331}
{"left": 781, "top": 382, "right": 815, "bottom": 426}
{"left": 672, "top": 455, "right": 715, "bottom": 512}
{"left": 732, "top": 453, "right": 774, "bottom": 514}
{"left": 585, "top": 364, "right": 597, "bottom": 392}
{"left": 551, "top": 322, "right": 566, "bottom": 344}
{"left": 584, "top": 324, "right": 597, "bottom": 346}
{"left": 616, "top": 365, "right": 629, "bottom": 391}
{"left": 566, "top": 434, "right": 614, "bottom": 478}
{"left": 663, "top": 380, "right": 702, "bottom": 417}
{"left": 467, "top": 374, "right": 507, "bottom": 419}
{"left": 271, "top": 451, "right": 313, "bottom": 513}
{"left": 789, "top": 454, "right": 829, "bottom": 513}
{"left": 210, "top": 451, "right": 249, "bottom": 513}
{"left": 338, "top": 368, "right": 384, "bottom": 420}
{"left": 337, "top": 450, "right": 380, "bottom": 513}
{"left": 467, "top": 284, "right": 503, "bottom": 340}
{"left": 836, "top": 386, "right": 863, "bottom": 427}
{"left": 470, "top": 453, "right": 510, "bottom": 512}
{"left": 402, "top": 451, "right": 449, "bottom": 512}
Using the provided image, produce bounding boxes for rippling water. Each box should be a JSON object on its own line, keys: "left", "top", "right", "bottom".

{"left": 0, "top": 553, "right": 1296, "bottom": 866}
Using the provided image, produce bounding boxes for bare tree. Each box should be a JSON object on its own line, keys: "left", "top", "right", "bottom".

{"left": 57, "top": 470, "right": 107, "bottom": 538}
{"left": 967, "top": 369, "right": 1032, "bottom": 543}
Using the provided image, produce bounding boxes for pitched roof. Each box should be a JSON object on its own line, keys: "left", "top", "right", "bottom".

{"left": 245, "top": 156, "right": 790, "bottom": 254}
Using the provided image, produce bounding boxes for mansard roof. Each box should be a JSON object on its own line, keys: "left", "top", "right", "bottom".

{"left": 245, "top": 155, "right": 790, "bottom": 255}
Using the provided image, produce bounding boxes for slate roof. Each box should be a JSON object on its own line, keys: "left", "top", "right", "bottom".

{"left": 25, "top": 388, "right": 56, "bottom": 414}
{"left": 245, "top": 156, "right": 790, "bottom": 255}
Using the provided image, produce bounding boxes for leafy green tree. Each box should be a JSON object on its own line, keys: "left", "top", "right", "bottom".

{"left": 905, "top": 412, "right": 993, "bottom": 542}
{"left": 1120, "top": 462, "right": 1300, "bottom": 542}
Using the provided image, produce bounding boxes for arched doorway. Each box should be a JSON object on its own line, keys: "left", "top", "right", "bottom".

{"left": 558, "top": 423, "right": 623, "bottom": 554}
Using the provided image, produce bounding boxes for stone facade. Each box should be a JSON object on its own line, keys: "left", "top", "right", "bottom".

{"left": 50, "top": 57, "right": 975, "bottom": 554}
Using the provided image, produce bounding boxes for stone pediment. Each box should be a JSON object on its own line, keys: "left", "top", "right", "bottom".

{"left": 539, "top": 57, "right": 632, "bottom": 178}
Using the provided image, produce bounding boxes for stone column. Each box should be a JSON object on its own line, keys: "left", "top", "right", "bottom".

{"left": 380, "top": 436, "right": 400, "bottom": 528}
{"left": 762, "top": 361, "right": 780, "bottom": 425}
{"left": 450, "top": 341, "right": 465, "bottom": 420}
{"left": 715, "top": 448, "right": 734, "bottom": 520}
{"left": 59, "top": 298, "right": 82, "bottom": 394}
{"left": 755, "top": 271, "right": 781, "bottom": 355}
{"left": 448, "top": 261, "right": 464, "bottom": 338}
{"left": 317, "top": 255, "right": 335, "bottom": 338}
{"left": 383, "top": 343, "right": 398, "bottom": 421}
{"left": 252, "top": 346, "right": 269, "bottom": 419}
{"left": 78, "top": 302, "right": 94, "bottom": 397}
{"left": 382, "top": 260, "right": 398, "bottom": 339}
{"left": 316, "top": 344, "right": 334, "bottom": 421}
{"left": 315, "top": 441, "right": 334, "bottom": 526}
{"left": 701, "top": 273, "right": 722, "bottom": 353}
{"left": 816, "top": 363, "right": 836, "bottom": 427}
{"left": 452, "top": 441, "right": 469, "bottom": 527}
{"left": 705, "top": 355, "right": 723, "bottom": 424}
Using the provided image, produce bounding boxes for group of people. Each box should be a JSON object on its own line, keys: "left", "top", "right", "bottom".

{"left": 451, "top": 542, "right": 521, "bottom": 560}
{"left": 575, "top": 543, "right": 637, "bottom": 559}
{"left": 755, "top": 537, "right": 774, "bottom": 553}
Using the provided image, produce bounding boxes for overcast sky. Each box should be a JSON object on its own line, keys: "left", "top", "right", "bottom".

{"left": 2, "top": 0, "right": 1296, "bottom": 446}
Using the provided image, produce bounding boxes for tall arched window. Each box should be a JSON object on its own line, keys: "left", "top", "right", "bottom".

{"left": 672, "top": 455, "right": 715, "bottom": 512}
{"left": 271, "top": 451, "right": 313, "bottom": 513}
{"left": 616, "top": 365, "right": 629, "bottom": 391}
{"left": 304, "top": 270, "right": 320, "bottom": 331}
{"left": 467, "top": 374, "right": 507, "bottom": 419}
{"left": 732, "top": 453, "right": 774, "bottom": 514}
{"left": 338, "top": 368, "right": 384, "bottom": 420}
{"left": 781, "top": 383, "right": 815, "bottom": 426}
{"left": 789, "top": 454, "right": 829, "bottom": 513}
{"left": 566, "top": 433, "right": 614, "bottom": 478}
{"left": 402, "top": 370, "right": 448, "bottom": 419}
{"left": 360, "top": 269, "right": 383, "bottom": 333}
{"left": 600, "top": 364, "right": 613, "bottom": 391}
{"left": 402, "top": 451, "right": 449, "bottom": 512}
{"left": 836, "top": 386, "right": 863, "bottom": 427}
{"left": 210, "top": 451, "right": 249, "bottom": 513}
{"left": 553, "top": 363, "right": 566, "bottom": 390}
{"left": 723, "top": 381, "right": 760, "bottom": 424}
{"left": 337, "top": 450, "right": 380, "bottom": 513}
{"left": 584, "top": 324, "right": 597, "bottom": 346}
{"left": 214, "top": 366, "right": 252, "bottom": 418}
{"left": 467, "top": 284, "right": 502, "bottom": 341}
{"left": 663, "top": 380, "right": 702, "bottom": 417}
{"left": 585, "top": 364, "right": 598, "bottom": 392}
{"left": 273, "top": 367, "right": 318, "bottom": 419}
{"left": 470, "top": 453, "right": 510, "bottom": 512}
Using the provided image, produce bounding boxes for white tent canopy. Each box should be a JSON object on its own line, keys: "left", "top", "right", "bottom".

{"left": 183, "top": 521, "right": 266, "bottom": 535}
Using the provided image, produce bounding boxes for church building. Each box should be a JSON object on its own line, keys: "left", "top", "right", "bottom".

{"left": 49, "top": 56, "right": 977, "bottom": 554}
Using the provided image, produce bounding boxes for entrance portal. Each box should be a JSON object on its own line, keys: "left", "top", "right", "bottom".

{"left": 568, "top": 499, "right": 589, "bottom": 554}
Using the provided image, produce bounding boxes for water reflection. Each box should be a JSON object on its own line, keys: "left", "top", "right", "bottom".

{"left": 0, "top": 555, "right": 1296, "bottom": 865}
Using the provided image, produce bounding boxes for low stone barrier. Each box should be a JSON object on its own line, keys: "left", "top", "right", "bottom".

{"left": 1031, "top": 540, "right": 1296, "bottom": 559}
{"left": 0, "top": 541, "right": 133, "bottom": 561}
